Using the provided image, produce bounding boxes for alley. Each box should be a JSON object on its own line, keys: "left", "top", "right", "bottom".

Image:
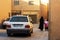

{"left": 0, "top": 24, "right": 48, "bottom": 40}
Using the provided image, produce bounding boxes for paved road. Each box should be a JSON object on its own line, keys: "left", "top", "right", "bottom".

{"left": 0, "top": 24, "right": 48, "bottom": 40}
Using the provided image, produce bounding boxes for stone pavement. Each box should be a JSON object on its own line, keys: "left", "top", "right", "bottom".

{"left": 0, "top": 24, "right": 48, "bottom": 40}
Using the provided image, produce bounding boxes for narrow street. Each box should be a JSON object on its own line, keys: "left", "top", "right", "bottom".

{"left": 0, "top": 24, "right": 48, "bottom": 40}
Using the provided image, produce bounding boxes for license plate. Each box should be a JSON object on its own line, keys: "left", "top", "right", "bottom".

{"left": 13, "top": 24, "right": 23, "bottom": 27}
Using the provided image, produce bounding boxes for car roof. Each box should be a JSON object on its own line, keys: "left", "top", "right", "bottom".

{"left": 11, "top": 15, "right": 29, "bottom": 17}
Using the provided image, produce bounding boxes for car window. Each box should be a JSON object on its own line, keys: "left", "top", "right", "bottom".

{"left": 10, "top": 16, "right": 28, "bottom": 22}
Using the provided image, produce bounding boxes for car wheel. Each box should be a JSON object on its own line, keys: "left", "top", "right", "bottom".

{"left": 28, "top": 33, "right": 31, "bottom": 36}
{"left": 31, "top": 29, "right": 33, "bottom": 33}
{"left": 7, "top": 33, "right": 11, "bottom": 36}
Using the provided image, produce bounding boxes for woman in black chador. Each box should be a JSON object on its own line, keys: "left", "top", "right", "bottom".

{"left": 39, "top": 16, "right": 44, "bottom": 31}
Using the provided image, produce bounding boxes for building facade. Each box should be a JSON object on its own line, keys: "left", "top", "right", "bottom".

{"left": 11, "top": 0, "right": 40, "bottom": 23}
{"left": 0, "top": 0, "right": 48, "bottom": 24}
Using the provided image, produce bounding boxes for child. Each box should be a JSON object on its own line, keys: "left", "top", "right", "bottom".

{"left": 44, "top": 19, "right": 48, "bottom": 31}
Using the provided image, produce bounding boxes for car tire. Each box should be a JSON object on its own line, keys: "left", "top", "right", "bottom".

{"left": 31, "top": 29, "right": 33, "bottom": 33}
{"left": 7, "top": 31, "right": 12, "bottom": 36}
{"left": 28, "top": 33, "right": 31, "bottom": 36}
{"left": 7, "top": 33, "right": 11, "bottom": 36}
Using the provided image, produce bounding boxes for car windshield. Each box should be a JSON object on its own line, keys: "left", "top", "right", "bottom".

{"left": 10, "top": 16, "right": 28, "bottom": 22}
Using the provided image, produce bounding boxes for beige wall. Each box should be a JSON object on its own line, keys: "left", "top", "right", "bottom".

{"left": 12, "top": 0, "right": 40, "bottom": 10}
{"left": 49, "top": 0, "right": 60, "bottom": 40}
{"left": 11, "top": 0, "right": 48, "bottom": 23}
{"left": 0, "top": 0, "right": 11, "bottom": 23}
{"left": 11, "top": 0, "right": 41, "bottom": 23}
{"left": 41, "top": 4, "right": 48, "bottom": 19}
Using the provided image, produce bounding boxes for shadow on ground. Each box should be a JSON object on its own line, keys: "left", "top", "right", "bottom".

{"left": 10, "top": 34, "right": 31, "bottom": 37}
{"left": 0, "top": 32, "right": 31, "bottom": 38}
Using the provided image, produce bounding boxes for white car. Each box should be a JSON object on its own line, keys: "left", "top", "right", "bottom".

{"left": 2, "top": 18, "right": 10, "bottom": 29}
{"left": 6, "top": 15, "right": 33, "bottom": 36}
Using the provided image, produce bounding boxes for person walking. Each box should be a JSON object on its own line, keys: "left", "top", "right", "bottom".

{"left": 44, "top": 19, "right": 48, "bottom": 31}
{"left": 39, "top": 16, "right": 44, "bottom": 31}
